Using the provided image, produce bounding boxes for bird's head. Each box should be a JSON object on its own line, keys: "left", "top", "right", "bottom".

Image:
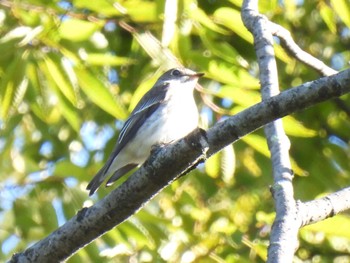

{"left": 157, "top": 68, "right": 204, "bottom": 86}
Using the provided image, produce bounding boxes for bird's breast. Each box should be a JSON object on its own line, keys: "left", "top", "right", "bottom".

{"left": 157, "top": 95, "right": 199, "bottom": 142}
{"left": 117, "top": 94, "right": 198, "bottom": 164}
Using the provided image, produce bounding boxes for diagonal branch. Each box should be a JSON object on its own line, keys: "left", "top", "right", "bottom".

{"left": 268, "top": 21, "right": 337, "bottom": 77}
{"left": 10, "top": 68, "right": 350, "bottom": 263}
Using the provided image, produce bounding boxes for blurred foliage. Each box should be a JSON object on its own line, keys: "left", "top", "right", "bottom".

{"left": 0, "top": 0, "right": 350, "bottom": 262}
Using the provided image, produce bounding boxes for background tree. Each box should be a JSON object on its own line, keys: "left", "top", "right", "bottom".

{"left": 1, "top": 0, "right": 350, "bottom": 262}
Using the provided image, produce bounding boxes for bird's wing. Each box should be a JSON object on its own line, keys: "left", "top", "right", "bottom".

{"left": 117, "top": 81, "right": 169, "bottom": 151}
{"left": 87, "top": 82, "right": 169, "bottom": 195}
{"left": 87, "top": 82, "right": 169, "bottom": 192}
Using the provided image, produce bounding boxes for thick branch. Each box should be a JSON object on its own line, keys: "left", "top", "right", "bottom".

{"left": 206, "top": 70, "right": 349, "bottom": 155}
{"left": 10, "top": 69, "right": 350, "bottom": 262}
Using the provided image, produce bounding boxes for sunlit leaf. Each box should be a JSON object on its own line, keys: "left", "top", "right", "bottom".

{"left": 0, "top": 51, "right": 27, "bottom": 118}
{"left": 43, "top": 53, "right": 78, "bottom": 106}
{"left": 85, "top": 53, "right": 134, "bottom": 66}
{"left": 59, "top": 19, "right": 102, "bottom": 41}
{"left": 283, "top": 116, "right": 317, "bottom": 137}
{"left": 213, "top": 8, "right": 253, "bottom": 43}
{"left": 330, "top": 0, "right": 350, "bottom": 28}
{"left": 75, "top": 67, "right": 128, "bottom": 119}
{"left": 242, "top": 236, "right": 268, "bottom": 261}
{"left": 319, "top": 2, "right": 337, "bottom": 33}
{"left": 302, "top": 215, "right": 350, "bottom": 238}
{"left": 221, "top": 144, "right": 236, "bottom": 185}
{"left": 290, "top": 156, "right": 308, "bottom": 177}
{"left": 242, "top": 134, "right": 269, "bottom": 157}
{"left": 73, "top": 0, "right": 121, "bottom": 16}
{"left": 189, "top": 8, "right": 229, "bottom": 35}
{"left": 200, "top": 31, "right": 239, "bottom": 64}
{"left": 206, "top": 150, "right": 221, "bottom": 178}
{"left": 217, "top": 85, "right": 260, "bottom": 107}
{"left": 26, "top": 62, "right": 52, "bottom": 121}
{"left": 123, "top": 1, "right": 158, "bottom": 22}
{"left": 55, "top": 91, "right": 81, "bottom": 132}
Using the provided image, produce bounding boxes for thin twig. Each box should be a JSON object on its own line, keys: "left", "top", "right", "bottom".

{"left": 268, "top": 21, "right": 338, "bottom": 77}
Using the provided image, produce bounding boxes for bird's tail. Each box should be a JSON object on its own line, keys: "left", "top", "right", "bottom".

{"left": 87, "top": 163, "right": 138, "bottom": 196}
{"left": 86, "top": 167, "right": 107, "bottom": 196}
{"left": 105, "top": 163, "right": 137, "bottom": 187}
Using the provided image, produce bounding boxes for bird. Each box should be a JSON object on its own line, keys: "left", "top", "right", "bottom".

{"left": 86, "top": 67, "right": 204, "bottom": 195}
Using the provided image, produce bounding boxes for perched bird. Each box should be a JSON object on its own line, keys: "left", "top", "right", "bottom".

{"left": 87, "top": 67, "right": 204, "bottom": 195}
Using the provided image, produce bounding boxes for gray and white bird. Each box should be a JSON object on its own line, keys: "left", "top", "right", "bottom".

{"left": 87, "top": 68, "right": 204, "bottom": 195}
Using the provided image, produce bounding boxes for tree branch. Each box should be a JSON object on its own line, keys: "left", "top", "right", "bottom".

{"left": 10, "top": 68, "right": 350, "bottom": 263}
{"left": 241, "top": 1, "right": 298, "bottom": 261}
{"left": 298, "top": 186, "right": 350, "bottom": 227}
{"left": 268, "top": 21, "right": 337, "bottom": 77}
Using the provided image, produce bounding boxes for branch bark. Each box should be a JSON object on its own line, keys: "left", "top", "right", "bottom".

{"left": 268, "top": 21, "right": 337, "bottom": 76}
{"left": 299, "top": 186, "right": 350, "bottom": 226}
{"left": 241, "top": 1, "right": 298, "bottom": 261}
{"left": 10, "top": 68, "right": 350, "bottom": 263}
{"left": 241, "top": 0, "right": 344, "bottom": 262}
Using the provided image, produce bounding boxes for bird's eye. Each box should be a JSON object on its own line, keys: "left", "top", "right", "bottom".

{"left": 171, "top": 69, "right": 181, "bottom": 76}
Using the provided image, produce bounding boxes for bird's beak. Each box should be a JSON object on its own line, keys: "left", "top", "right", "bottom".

{"left": 188, "top": 72, "right": 205, "bottom": 79}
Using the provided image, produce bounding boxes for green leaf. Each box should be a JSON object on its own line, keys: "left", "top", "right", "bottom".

{"left": 242, "top": 134, "right": 269, "bottom": 157}
{"left": 283, "top": 116, "right": 317, "bottom": 137}
{"left": 85, "top": 53, "right": 134, "bottom": 66}
{"left": 43, "top": 53, "right": 78, "bottom": 106}
{"left": 75, "top": 67, "right": 128, "bottom": 119}
{"left": 205, "top": 149, "right": 221, "bottom": 179}
{"left": 39, "top": 200, "right": 58, "bottom": 233}
{"left": 206, "top": 61, "right": 243, "bottom": 85}
{"left": 199, "top": 31, "right": 239, "bottom": 64}
{"left": 290, "top": 157, "right": 308, "bottom": 177}
{"left": 217, "top": 85, "right": 260, "bottom": 107}
{"left": 302, "top": 215, "right": 350, "bottom": 238}
{"left": 38, "top": 54, "right": 81, "bottom": 130}
{"left": 319, "top": 2, "right": 337, "bottom": 33}
{"left": 189, "top": 8, "right": 229, "bottom": 35}
{"left": 0, "top": 51, "right": 27, "bottom": 118}
{"left": 54, "top": 160, "right": 86, "bottom": 179}
{"left": 14, "top": 199, "right": 38, "bottom": 239}
{"left": 274, "top": 44, "right": 293, "bottom": 64}
{"left": 73, "top": 0, "right": 121, "bottom": 16}
{"left": 242, "top": 237, "right": 268, "bottom": 261}
{"left": 123, "top": 1, "right": 158, "bottom": 22}
{"left": 120, "top": 220, "right": 155, "bottom": 249}
{"left": 55, "top": 89, "right": 81, "bottom": 132}
{"left": 213, "top": 8, "right": 253, "bottom": 43}
{"left": 330, "top": 0, "right": 350, "bottom": 28}
{"left": 26, "top": 61, "right": 52, "bottom": 121}
{"left": 58, "top": 19, "right": 101, "bottom": 41}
